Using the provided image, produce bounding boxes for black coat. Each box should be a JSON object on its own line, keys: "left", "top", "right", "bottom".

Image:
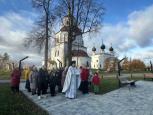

{"left": 37, "top": 69, "right": 49, "bottom": 88}
{"left": 49, "top": 71, "right": 58, "bottom": 86}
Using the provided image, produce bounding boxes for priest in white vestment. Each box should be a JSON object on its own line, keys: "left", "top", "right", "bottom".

{"left": 62, "top": 61, "right": 81, "bottom": 99}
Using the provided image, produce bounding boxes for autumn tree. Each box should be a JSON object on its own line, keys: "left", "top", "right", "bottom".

{"left": 56, "top": 0, "right": 104, "bottom": 66}
{"left": 130, "top": 59, "right": 146, "bottom": 72}
{"left": 104, "top": 58, "right": 117, "bottom": 72}
{"left": 25, "top": 0, "right": 56, "bottom": 69}
{"left": 104, "top": 58, "right": 109, "bottom": 71}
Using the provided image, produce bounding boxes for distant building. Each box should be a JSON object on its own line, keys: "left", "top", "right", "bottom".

{"left": 91, "top": 43, "right": 117, "bottom": 70}
{"left": 0, "top": 55, "right": 14, "bottom": 70}
{"left": 49, "top": 15, "right": 91, "bottom": 69}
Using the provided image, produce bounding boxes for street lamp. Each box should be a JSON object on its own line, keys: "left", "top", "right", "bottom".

{"left": 19, "top": 56, "right": 29, "bottom": 71}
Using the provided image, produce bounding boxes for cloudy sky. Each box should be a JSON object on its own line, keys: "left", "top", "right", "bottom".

{"left": 0, "top": 0, "right": 153, "bottom": 66}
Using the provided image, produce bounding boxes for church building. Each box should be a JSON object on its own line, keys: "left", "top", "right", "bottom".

{"left": 49, "top": 15, "right": 91, "bottom": 68}
{"left": 91, "top": 43, "right": 117, "bottom": 69}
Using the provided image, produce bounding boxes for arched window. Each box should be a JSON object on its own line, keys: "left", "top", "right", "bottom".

{"left": 66, "top": 21, "right": 69, "bottom": 25}
{"left": 58, "top": 50, "right": 59, "bottom": 56}
{"left": 86, "top": 61, "right": 89, "bottom": 67}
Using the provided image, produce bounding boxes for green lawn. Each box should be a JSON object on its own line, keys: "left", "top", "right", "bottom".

{"left": 0, "top": 70, "right": 11, "bottom": 80}
{"left": 0, "top": 84, "right": 48, "bottom": 115}
{"left": 99, "top": 77, "right": 119, "bottom": 94}
{"left": 98, "top": 75, "right": 145, "bottom": 94}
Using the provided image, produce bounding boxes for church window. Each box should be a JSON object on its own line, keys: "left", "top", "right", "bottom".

{"left": 94, "top": 65, "right": 95, "bottom": 68}
{"left": 57, "top": 38, "right": 59, "bottom": 43}
{"left": 55, "top": 51, "right": 56, "bottom": 57}
{"left": 100, "top": 64, "right": 101, "bottom": 68}
{"left": 57, "top": 50, "right": 59, "bottom": 56}
{"left": 86, "top": 61, "right": 89, "bottom": 67}
{"left": 97, "top": 60, "right": 98, "bottom": 62}
{"left": 66, "top": 21, "right": 69, "bottom": 25}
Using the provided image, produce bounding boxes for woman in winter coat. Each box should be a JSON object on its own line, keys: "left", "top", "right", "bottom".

{"left": 80, "top": 66, "right": 89, "bottom": 94}
{"left": 10, "top": 68, "right": 21, "bottom": 93}
{"left": 24, "top": 67, "right": 31, "bottom": 92}
{"left": 29, "top": 67, "right": 38, "bottom": 95}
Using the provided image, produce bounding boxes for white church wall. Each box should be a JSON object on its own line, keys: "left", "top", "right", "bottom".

{"left": 91, "top": 55, "right": 101, "bottom": 69}
{"left": 72, "top": 56, "right": 91, "bottom": 67}
{"left": 91, "top": 52, "right": 116, "bottom": 69}
{"left": 51, "top": 43, "right": 65, "bottom": 68}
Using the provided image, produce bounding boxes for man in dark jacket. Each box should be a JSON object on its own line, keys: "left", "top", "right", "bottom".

{"left": 56, "top": 68, "right": 64, "bottom": 93}
{"left": 37, "top": 67, "right": 49, "bottom": 99}
{"left": 49, "top": 69, "right": 57, "bottom": 96}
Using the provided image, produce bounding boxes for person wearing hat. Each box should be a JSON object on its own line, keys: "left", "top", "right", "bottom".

{"left": 62, "top": 61, "right": 81, "bottom": 99}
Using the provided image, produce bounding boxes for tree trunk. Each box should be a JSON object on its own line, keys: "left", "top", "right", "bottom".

{"left": 67, "top": 32, "right": 72, "bottom": 66}
{"left": 44, "top": 12, "right": 49, "bottom": 69}
{"left": 66, "top": 2, "right": 73, "bottom": 67}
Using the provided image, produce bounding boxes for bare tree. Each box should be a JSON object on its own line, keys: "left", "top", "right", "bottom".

{"left": 25, "top": 0, "right": 56, "bottom": 69}
{"left": 56, "top": 0, "right": 104, "bottom": 66}
{"left": 3, "top": 52, "right": 9, "bottom": 61}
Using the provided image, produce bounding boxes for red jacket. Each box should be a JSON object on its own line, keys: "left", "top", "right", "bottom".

{"left": 92, "top": 75, "right": 100, "bottom": 85}
{"left": 81, "top": 68, "right": 89, "bottom": 81}
{"left": 11, "top": 69, "right": 21, "bottom": 86}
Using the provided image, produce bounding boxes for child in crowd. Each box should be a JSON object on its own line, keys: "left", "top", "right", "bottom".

{"left": 92, "top": 72, "right": 101, "bottom": 94}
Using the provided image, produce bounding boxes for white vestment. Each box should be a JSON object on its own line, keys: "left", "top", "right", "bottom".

{"left": 62, "top": 66, "right": 81, "bottom": 98}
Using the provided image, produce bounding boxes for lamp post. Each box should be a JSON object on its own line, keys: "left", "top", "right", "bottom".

{"left": 150, "top": 60, "right": 153, "bottom": 72}
{"left": 130, "top": 57, "right": 133, "bottom": 78}
{"left": 19, "top": 56, "right": 29, "bottom": 71}
{"left": 117, "top": 57, "right": 126, "bottom": 76}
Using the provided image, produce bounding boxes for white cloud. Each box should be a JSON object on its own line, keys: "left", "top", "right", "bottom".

{"left": 0, "top": 11, "right": 43, "bottom": 66}
{"left": 128, "top": 5, "right": 153, "bottom": 47}
{"left": 84, "top": 4, "right": 153, "bottom": 61}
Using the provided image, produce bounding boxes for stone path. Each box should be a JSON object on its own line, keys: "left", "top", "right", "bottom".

{"left": 0, "top": 79, "right": 25, "bottom": 83}
{"left": 20, "top": 81, "right": 153, "bottom": 115}
{"left": 0, "top": 80, "right": 10, "bottom": 83}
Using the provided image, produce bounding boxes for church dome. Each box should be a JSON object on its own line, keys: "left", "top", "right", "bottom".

{"left": 109, "top": 46, "right": 114, "bottom": 52}
{"left": 92, "top": 47, "right": 96, "bottom": 52}
{"left": 100, "top": 44, "right": 105, "bottom": 50}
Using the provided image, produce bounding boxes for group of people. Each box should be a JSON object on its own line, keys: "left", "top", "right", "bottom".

{"left": 24, "top": 66, "right": 64, "bottom": 99}
{"left": 10, "top": 61, "right": 101, "bottom": 99}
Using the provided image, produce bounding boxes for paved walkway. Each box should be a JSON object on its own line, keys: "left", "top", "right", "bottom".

{"left": 20, "top": 81, "right": 153, "bottom": 115}
{"left": 0, "top": 80, "right": 10, "bottom": 83}
{"left": 0, "top": 79, "right": 25, "bottom": 83}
